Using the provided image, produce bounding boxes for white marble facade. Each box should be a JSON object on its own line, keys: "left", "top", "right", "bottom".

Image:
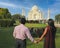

{"left": 27, "top": 5, "right": 43, "bottom": 21}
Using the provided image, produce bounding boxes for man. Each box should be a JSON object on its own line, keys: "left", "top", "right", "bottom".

{"left": 13, "top": 18, "right": 36, "bottom": 48}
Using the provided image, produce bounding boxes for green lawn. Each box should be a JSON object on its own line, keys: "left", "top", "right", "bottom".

{"left": 0, "top": 27, "right": 60, "bottom": 48}
{"left": 25, "top": 23, "right": 46, "bottom": 28}
{"left": 14, "top": 21, "right": 47, "bottom": 28}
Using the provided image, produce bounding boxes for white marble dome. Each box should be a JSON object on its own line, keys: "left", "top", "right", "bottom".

{"left": 32, "top": 5, "right": 38, "bottom": 11}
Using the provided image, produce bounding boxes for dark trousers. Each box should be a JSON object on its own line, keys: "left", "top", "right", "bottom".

{"left": 15, "top": 39, "right": 26, "bottom": 48}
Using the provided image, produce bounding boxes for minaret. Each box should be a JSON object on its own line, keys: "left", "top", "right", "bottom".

{"left": 22, "top": 8, "right": 25, "bottom": 16}
{"left": 47, "top": 8, "right": 50, "bottom": 20}
{"left": 41, "top": 11, "right": 43, "bottom": 20}
{"left": 40, "top": 11, "right": 43, "bottom": 20}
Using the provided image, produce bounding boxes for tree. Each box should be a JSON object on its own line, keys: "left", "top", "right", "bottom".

{"left": 0, "top": 8, "right": 14, "bottom": 27}
{"left": 6, "top": 13, "right": 11, "bottom": 18}
{"left": 55, "top": 14, "right": 60, "bottom": 24}
{"left": 0, "top": 8, "right": 11, "bottom": 19}
{"left": 12, "top": 14, "right": 22, "bottom": 20}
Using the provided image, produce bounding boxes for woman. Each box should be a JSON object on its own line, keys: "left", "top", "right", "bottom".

{"left": 37, "top": 19, "right": 56, "bottom": 48}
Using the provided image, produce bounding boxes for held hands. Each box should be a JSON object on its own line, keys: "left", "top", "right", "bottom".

{"left": 33, "top": 40, "right": 37, "bottom": 43}
{"left": 34, "top": 37, "right": 42, "bottom": 44}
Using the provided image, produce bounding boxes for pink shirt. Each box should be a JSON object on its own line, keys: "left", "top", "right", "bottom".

{"left": 13, "top": 24, "right": 34, "bottom": 42}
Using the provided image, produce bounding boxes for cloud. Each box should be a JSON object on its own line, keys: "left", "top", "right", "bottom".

{"left": 0, "top": 1, "right": 31, "bottom": 10}
{"left": 0, "top": 2, "right": 17, "bottom": 7}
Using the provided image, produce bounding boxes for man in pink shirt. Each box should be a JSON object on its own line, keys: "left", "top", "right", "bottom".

{"left": 13, "top": 18, "right": 36, "bottom": 48}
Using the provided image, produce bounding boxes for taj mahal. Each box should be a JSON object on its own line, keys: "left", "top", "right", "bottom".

{"left": 22, "top": 5, "right": 50, "bottom": 23}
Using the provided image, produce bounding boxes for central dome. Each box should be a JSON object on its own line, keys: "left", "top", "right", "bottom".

{"left": 32, "top": 5, "right": 38, "bottom": 11}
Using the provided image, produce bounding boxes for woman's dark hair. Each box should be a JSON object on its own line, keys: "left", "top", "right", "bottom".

{"left": 48, "top": 19, "right": 54, "bottom": 27}
{"left": 48, "top": 19, "right": 56, "bottom": 33}
{"left": 20, "top": 18, "right": 26, "bottom": 24}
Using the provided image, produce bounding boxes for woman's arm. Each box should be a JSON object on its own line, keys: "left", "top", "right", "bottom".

{"left": 37, "top": 27, "right": 48, "bottom": 42}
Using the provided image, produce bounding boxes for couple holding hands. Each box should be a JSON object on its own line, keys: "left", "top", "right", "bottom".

{"left": 13, "top": 18, "right": 56, "bottom": 48}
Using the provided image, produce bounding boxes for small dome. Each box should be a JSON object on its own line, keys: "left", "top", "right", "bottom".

{"left": 32, "top": 5, "right": 38, "bottom": 11}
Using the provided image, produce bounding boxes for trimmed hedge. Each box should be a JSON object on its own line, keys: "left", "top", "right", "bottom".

{"left": 0, "top": 19, "right": 15, "bottom": 27}
{"left": 29, "top": 27, "right": 45, "bottom": 37}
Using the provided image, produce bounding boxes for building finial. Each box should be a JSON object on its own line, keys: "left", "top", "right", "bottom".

{"left": 22, "top": 8, "right": 25, "bottom": 16}
{"left": 47, "top": 8, "right": 50, "bottom": 20}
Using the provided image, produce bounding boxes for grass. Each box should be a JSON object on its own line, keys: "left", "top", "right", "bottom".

{"left": 0, "top": 27, "right": 60, "bottom": 48}
{"left": 14, "top": 20, "right": 47, "bottom": 28}
{"left": 15, "top": 23, "right": 47, "bottom": 28}
{"left": 25, "top": 23, "right": 46, "bottom": 28}
{"left": 0, "top": 27, "right": 14, "bottom": 48}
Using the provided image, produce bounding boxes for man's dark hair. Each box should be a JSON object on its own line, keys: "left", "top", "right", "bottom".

{"left": 20, "top": 18, "right": 26, "bottom": 24}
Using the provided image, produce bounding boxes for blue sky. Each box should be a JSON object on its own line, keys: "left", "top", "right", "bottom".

{"left": 0, "top": 0, "right": 60, "bottom": 19}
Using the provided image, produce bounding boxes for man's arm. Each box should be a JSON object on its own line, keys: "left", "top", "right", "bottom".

{"left": 13, "top": 27, "right": 16, "bottom": 38}
{"left": 25, "top": 28, "right": 35, "bottom": 42}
